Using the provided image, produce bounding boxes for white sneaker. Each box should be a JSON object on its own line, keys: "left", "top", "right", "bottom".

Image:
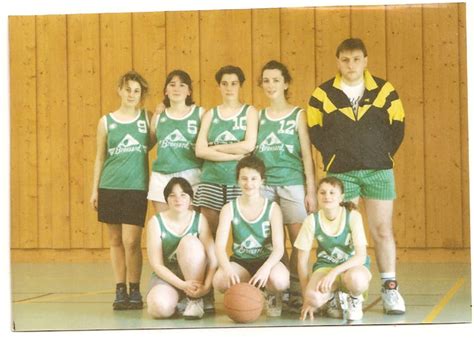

{"left": 324, "top": 292, "right": 343, "bottom": 319}
{"left": 176, "top": 297, "right": 188, "bottom": 314}
{"left": 203, "top": 291, "right": 215, "bottom": 313}
{"left": 346, "top": 295, "right": 363, "bottom": 321}
{"left": 381, "top": 280, "right": 406, "bottom": 315}
{"left": 265, "top": 291, "right": 282, "bottom": 317}
{"left": 183, "top": 298, "right": 204, "bottom": 320}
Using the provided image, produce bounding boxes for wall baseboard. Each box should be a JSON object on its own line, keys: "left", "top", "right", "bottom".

{"left": 10, "top": 248, "right": 471, "bottom": 263}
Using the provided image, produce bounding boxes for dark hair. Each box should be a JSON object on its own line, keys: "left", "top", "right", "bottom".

{"left": 258, "top": 60, "right": 292, "bottom": 99}
{"left": 215, "top": 65, "right": 246, "bottom": 85}
{"left": 317, "top": 176, "right": 357, "bottom": 211}
{"left": 117, "top": 70, "right": 149, "bottom": 101}
{"left": 336, "top": 38, "right": 368, "bottom": 58}
{"left": 236, "top": 155, "right": 266, "bottom": 181}
{"left": 163, "top": 177, "right": 194, "bottom": 203}
{"left": 163, "top": 70, "right": 195, "bottom": 108}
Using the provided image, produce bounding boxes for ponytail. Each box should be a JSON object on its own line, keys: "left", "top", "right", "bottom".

{"left": 340, "top": 201, "right": 357, "bottom": 211}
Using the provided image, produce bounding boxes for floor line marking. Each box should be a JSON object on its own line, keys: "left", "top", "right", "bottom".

{"left": 13, "top": 289, "right": 114, "bottom": 304}
{"left": 14, "top": 293, "right": 54, "bottom": 303}
{"left": 422, "top": 277, "right": 465, "bottom": 323}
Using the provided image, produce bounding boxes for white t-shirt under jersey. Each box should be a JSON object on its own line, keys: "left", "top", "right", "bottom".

{"left": 341, "top": 80, "right": 365, "bottom": 118}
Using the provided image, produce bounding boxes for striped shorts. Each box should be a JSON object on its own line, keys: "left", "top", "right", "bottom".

{"left": 194, "top": 183, "right": 242, "bottom": 211}
{"left": 327, "top": 169, "right": 396, "bottom": 201}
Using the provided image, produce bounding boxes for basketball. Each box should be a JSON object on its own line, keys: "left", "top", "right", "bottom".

{"left": 223, "top": 283, "right": 264, "bottom": 323}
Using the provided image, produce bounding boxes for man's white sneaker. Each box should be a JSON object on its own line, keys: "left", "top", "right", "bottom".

{"left": 346, "top": 295, "right": 363, "bottom": 321}
{"left": 183, "top": 298, "right": 204, "bottom": 320}
{"left": 381, "top": 280, "right": 406, "bottom": 315}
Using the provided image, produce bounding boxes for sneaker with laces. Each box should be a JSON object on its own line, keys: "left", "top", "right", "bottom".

{"left": 176, "top": 297, "right": 188, "bottom": 315}
{"left": 346, "top": 295, "right": 363, "bottom": 321}
{"left": 128, "top": 288, "right": 143, "bottom": 310}
{"left": 113, "top": 285, "right": 129, "bottom": 311}
{"left": 183, "top": 298, "right": 204, "bottom": 320}
{"left": 265, "top": 291, "right": 282, "bottom": 317}
{"left": 381, "top": 280, "right": 406, "bottom": 315}
{"left": 203, "top": 290, "right": 215, "bottom": 313}
{"left": 324, "top": 292, "right": 343, "bottom": 319}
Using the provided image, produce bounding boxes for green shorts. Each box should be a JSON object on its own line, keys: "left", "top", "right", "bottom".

{"left": 327, "top": 169, "right": 396, "bottom": 201}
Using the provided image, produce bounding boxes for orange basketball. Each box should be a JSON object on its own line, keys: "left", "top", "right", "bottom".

{"left": 223, "top": 283, "right": 264, "bottom": 323}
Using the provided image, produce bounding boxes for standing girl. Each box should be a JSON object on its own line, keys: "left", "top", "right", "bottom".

{"left": 194, "top": 65, "right": 259, "bottom": 236}
{"left": 148, "top": 70, "right": 204, "bottom": 213}
{"left": 212, "top": 156, "right": 289, "bottom": 317}
{"left": 255, "top": 60, "right": 317, "bottom": 312}
{"left": 90, "top": 70, "right": 150, "bottom": 310}
{"left": 146, "top": 178, "right": 217, "bottom": 320}
{"left": 295, "top": 177, "right": 372, "bottom": 321}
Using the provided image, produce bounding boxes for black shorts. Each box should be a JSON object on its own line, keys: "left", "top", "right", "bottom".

{"left": 230, "top": 256, "right": 269, "bottom": 277}
{"left": 98, "top": 188, "right": 148, "bottom": 227}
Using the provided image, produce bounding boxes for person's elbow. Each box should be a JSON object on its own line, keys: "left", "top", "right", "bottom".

{"left": 241, "top": 139, "right": 256, "bottom": 154}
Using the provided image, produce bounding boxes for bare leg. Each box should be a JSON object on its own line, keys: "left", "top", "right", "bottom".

{"left": 213, "top": 262, "right": 251, "bottom": 293}
{"left": 122, "top": 224, "right": 143, "bottom": 284}
{"left": 107, "top": 224, "right": 126, "bottom": 283}
{"left": 364, "top": 199, "right": 396, "bottom": 274}
{"left": 200, "top": 207, "right": 220, "bottom": 238}
{"left": 176, "top": 235, "right": 207, "bottom": 282}
{"left": 147, "top": 283, "right": 179, "bottom": 318}
{"left": 342, "top": 266, "right": 372, "bottom": 297}
{"left": 287, "top": 223, "right": 302, "bottom": 278}
{"left": 266, "top": 262, "right": 290, "bottom": 293}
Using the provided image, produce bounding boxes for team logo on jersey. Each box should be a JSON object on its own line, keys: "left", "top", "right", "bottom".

{"left": 108, "top": 134, "right": 144, "bottom": 156}
{"left": 214, "top": 131, "right": 238, "bottom": 145}
{"left": 160, "top": 116, "right": 168, "bottom": 123}
{"left": 258, "top": 132, "right": 285, "bottom": 152}
{"left": 160, "top": 129, "right": 189, "bottom": 149}
{"left": 318, "top": 247, "right": 350, "bottom": 265}
{"left": 234, "top": 235, "right": 264, "bottom": 256}
{"left": 109, "top": 123, "right": 117, "bottom": 130}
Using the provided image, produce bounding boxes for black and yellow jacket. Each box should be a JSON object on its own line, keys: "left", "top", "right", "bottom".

{"left": 307, "top": 70, "right": 405, "bottom": 173}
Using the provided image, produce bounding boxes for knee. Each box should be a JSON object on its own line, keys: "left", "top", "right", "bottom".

{"left": 371, "top": 223, "right": 394, "bottom": 242}
{"left": 212, "top": 269, "right": 229, "bottom": 294}
{"left": 146, "top": 293, "right": 176, "bottom": 319}
{"left": 267, "top": 267, "right": 290, "bottom": 292}
{"left": 304, "top": 289, "right": 326, "bottom": 309}
{"left": 122, "top": 235, "right": 142, "bottom": 252}
{"left": 177, "top": 236, "right": 205, "bottom": 261}
{"left": 109, "top": 233, "right": 123, "bottom": 248}
{"left": 343, "top": 270, "right": 369, "bottom": 294}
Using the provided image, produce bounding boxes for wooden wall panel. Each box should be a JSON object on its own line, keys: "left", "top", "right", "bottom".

{"left": 280, "top": 8, "right": 315, "bottom": 110}
{"left": 9, "top": 16, "right": 38, "bottom": 249}
{"left": 132, "top": 12, "right": 166, "bottom": 113}
{"left": 199, "top": 9, "right": 253, "bottom": 108}
{"left": 100, "top": 13, "right": 133, "bottom": 115}
{"left": 100, "top": 13, "right": 133, "bottom": 247}
{"left": 36, "top": 15, "right": 70, "bottom": 249}
{"left": 423, "top": 4, "right": 463, "bottom": 248}
{"left": 67, "top": 14, "right": 102, "bottom": 249}
{"left": 8, "top": 5, "right": 470, "bottom": 254}
{"left": 458, "top": 3, "right": 469, "bottom": 248}
{"left": 165, "top": 11, "right": 201, "bottom": 106}
{"left": 251, "top": 8, "right": 281, "bottom": 110}
{"left": 386, "top": 5, "right": 425, "bottom": 248}
{"left": 350, "top": 5, "right": 387, "bottom": 79}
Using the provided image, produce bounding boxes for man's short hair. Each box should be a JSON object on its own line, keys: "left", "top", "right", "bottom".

{"left": 336, "top": 38, "right": 368, "bottom": 57}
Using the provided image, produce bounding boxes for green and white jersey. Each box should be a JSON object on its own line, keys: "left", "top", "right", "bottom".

{"left": 255, "top": 107, "right": 304, "bottom": 185}
{"left": 312, "top": 209, "right": 370, "bottom": 270}
{"left": 152, "top": 105, "right": 203, "bottom": 174}
{"left": 99, "top": 110, "right": 149, "bottom": 190}
{"left": 231, "top": 198, "right": 274, "bottom": 261}
{"left": 200, "top": 104, "right": 250, "bottom": 185}
{"left": 155, "top": 211, "right": 201, "bottom": 267}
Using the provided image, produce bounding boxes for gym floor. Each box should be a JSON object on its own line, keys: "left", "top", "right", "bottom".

{"left": 10, "top": 260, "right": 472, "bottom": 332}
